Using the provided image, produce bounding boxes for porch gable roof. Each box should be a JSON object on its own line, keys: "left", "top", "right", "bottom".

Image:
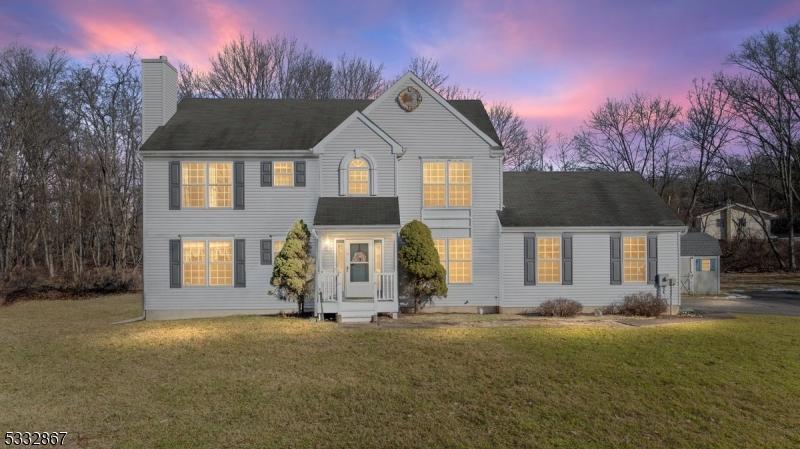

{"left": 314, "top": 197, "right": 400, "bottom": 226}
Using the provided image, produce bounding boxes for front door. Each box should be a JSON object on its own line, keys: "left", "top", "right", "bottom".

{"left": 345, "top": 240, "right": 372, "bottom": 298}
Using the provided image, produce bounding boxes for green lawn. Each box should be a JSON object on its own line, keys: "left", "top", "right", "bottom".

{"left": 1, "top": 295, "right": 800, "bottom": 449}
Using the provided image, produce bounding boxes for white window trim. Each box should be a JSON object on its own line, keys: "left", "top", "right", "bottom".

{"left": 622, "top": 234, "right": 648, "bottom": 285}
{"left": 421, "top": 159, "right": 472, "bottom": 210}
{"left": 180, "top": 161, "right": 234, "bottom": 209}
{"left": 536, "top": 234, "right": 562, "bottom": 285}
{"left": 339, "top": 150, "right": 377, "bottom": 196}
{"left": 271, "top": 160, "right": 296, "bottom": 188}
{"left": 181, "top": 238, "right": 234, "bottom": 288}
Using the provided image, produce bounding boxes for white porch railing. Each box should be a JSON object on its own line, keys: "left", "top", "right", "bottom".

{"left": 315, "top": 271, "right": 397, "bottom": 305}
{"left": 375, "top": 272, "right": 396, "bottom": 301}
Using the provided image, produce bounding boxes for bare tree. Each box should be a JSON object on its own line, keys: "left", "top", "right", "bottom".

{"left": 204, "top": 33, "right": 276, "bottom": 99}
{"left": 331, "top": 54, "right": 384, "bottom": 99}
{"left": 399, "top": 56, "right": 481, "bottom": 99}
{"left": 489, "top": 102, "right": 534, "bottom": 170}
{"left": 529, "top": 125, "right": 550, "bottom": 171}
{"left": 575, "top": 93, "right": 682, "bottom": 192}
{"left": 177, "top": 63, "right": 205, "bottom": 100}
{"left": 680, "top": 79, "right": 734, "bottom": 223}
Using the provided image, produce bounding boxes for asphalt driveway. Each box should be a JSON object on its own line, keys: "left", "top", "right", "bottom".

{"left": 683, "top": 289, "right": 800, "bottom": 316}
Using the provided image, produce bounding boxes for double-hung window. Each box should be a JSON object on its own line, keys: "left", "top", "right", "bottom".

{"left": 423, "top": 160, "right": 472, "bottom": 208}
{"left": 273, "top": 161, "right": 294, "bottom": 187}
{"left": 537, "top": 237, "right": 561, "bottom": 284}
{"left": 348, "top": 158, "right": 370, "bottom": 195}
{"left": 182, "top": 240, "right": 233, "bottom": 287}
{"left": 623, "top": 236, "right": 647, "bottom": 283}
{"left": 181, "top": 162, "right": 233, "bottom": 208}
{"left": 433, "top": 238, "right": 472, "bottom": 284}
{"left": 273, "top": 239, "right": 284, "bottom": 259}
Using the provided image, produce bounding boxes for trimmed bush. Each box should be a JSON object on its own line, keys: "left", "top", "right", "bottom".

{"left": 619, "top": 292, "right": 668, "bottom": 317}
{"left": 538, "top": 298, "right": 583, "bottom": 317}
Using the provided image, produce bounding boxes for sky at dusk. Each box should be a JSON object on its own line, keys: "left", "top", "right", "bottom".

{"left": 1, "top": 0, "right": 799, "bottom": 133}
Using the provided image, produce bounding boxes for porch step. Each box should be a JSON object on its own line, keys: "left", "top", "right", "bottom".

{"left": 338, "top": 310, "right": 376, "bottom": 324}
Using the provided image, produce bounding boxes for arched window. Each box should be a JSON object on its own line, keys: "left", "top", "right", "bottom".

{"left": 348, "top": 158, "right": 370, "bottom": 195}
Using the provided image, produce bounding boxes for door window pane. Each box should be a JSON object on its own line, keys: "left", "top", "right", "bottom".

{"left": 336, "top": 240, "right": 345, "bottom": 274}
{"left": 349, "top": 243, "right": 369, "bottom": 282}
{"left": 374, "top": 240, "right": 382, "bottom": 273}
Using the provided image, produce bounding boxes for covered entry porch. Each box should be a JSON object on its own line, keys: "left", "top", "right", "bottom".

{"left": 313, "top": 197, "right": 401, "bottom": 322}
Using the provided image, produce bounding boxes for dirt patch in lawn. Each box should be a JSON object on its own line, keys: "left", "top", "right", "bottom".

{"left": 722, "top": 272, "right": 800, "bottom": 292}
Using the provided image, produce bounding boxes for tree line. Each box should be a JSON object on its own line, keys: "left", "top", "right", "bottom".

{"left": 0, "top": 23, "right": 798, "bottom": 299}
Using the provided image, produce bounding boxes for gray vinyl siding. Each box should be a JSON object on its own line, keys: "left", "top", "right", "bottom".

{"left": 364, "top": 79, "right": 502, "bottom": 307}
{"left": 500, "top": 231, "right": 681, "bottom": 308}
{"left": 143, "top": 156, "right": 318, "bottom": 312}
{"left": 319, "top": 118, "right": 394, "bottom": 196}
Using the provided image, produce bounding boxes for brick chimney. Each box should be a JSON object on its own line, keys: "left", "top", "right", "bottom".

{"left": 141, "top": 56, "right": 177, "bottom": 144}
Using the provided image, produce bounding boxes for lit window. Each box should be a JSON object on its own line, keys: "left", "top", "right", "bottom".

{"left": 448, "top": 161, "right": 472, "bottom": 207}
{"left": 273, "top": 161, "right": 294, "bottom": 187}
{"left": 423, "top": 161, "right": 446, "bottom": 208}
{"left": 348, "top": 158, "right": 370, "bottom": 195}
{"left": 208, "top": 241, "right": 233, "bottom": 286}
{"left": 434, "top": 239, "right": 447, "bottom": 265}
{"left": 182, "top": 241, "right": 207, "bottom": 286}
{"left": 182, "top": 162, "right": 207, "bottom": 208}
{"left": 208, "top": 162, "right": 232, "bottom": 208}
{"left": 701, "top": 259, "right": 711, "bottom": 272}
{"left": 273, "top": 240, "right": 284, "bottom": 258}
{"left": 336, "top": 240, "right": 345, "bottom": 274}
{"left": 374, "top": 240, "right": 383, "bottom": 273}
{"left": 181, "top": 162, "right": 232, "bottom": 209}
{"left": 623, "top": 236, "right": 647, "bottom": 283}
{"left": 537, "top": 237, "right": 561, "bottom": 284}
{"left": 423, "top": 160, "right": 471, "bottom": 208}
{"left": 448, "top": 239, "right": 472, "bottom": 284}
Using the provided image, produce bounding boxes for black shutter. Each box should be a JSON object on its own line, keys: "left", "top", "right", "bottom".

{"left": 294, "top": 161, "right": 306, "bottom": 187}
{"left": 562, "top": 234, "right": 573, "bottom": 285}
{"left": 260, "top": 239, "right": 272, "bottom": 265}
{"left": 524, "top": 233, "right": 536, "bottom": 285}
{"left": 169, "top": 161, "right": 181, "bottom": 210}
{"left": 233, "top": 161, "right": 245, "bottom": 209}
{"left": 610, "top": 233, "right": 622, "bottom": 285}
{"left": 169, "top": 239, "right": 181, "bottom": 288}
{"left": 234, "top": 239, "right": 246, "bottom": 288}
{"left": 261, "top": 161, "right": 272, "bottom": 187}
{"left": 647, "top": 234, "right": 658, "bottom": 284}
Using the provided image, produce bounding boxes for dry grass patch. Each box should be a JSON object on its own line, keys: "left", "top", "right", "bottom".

{"left": 1, "top": 294, "right": 800, "bottom": 448}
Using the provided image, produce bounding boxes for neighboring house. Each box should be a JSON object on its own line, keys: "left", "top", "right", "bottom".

{"left": 696, "top": 202, "right": 778, "bottom": 241}
{"left": 680, "top": 232, "right": 721, "bottom": 295}
{"left": 140, "top": 56, "right": 685, "bottom": 321}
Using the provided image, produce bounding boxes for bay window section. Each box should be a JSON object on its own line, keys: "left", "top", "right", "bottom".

{"left": 623, "top": 236, "right": 647, "bottom": 283}
{"left": 422, "top": 160, "right": 472, "bottom": 208}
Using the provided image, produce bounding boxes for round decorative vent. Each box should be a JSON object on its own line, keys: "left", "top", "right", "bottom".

{"left": 397, "top": 86, "right": 422, "bottom": 112}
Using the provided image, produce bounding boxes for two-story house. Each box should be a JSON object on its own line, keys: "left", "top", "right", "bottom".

{"left": 141, "top": 56, "right": 685, "bottom": 322}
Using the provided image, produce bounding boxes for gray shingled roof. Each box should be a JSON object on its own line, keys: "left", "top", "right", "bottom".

{"left": 314, "top": 197, "right": 400, "bottom": 226}
{"left": 498, "top": 171, "right": 684, "bottom": 227}
{"left": 681, "top": 232, "right": 721, "bottom": 256}
{"left": 141, "top": 98, "right": 499, "bottom": 152}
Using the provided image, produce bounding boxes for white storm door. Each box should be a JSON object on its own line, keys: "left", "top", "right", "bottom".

{"left": 345, "top": 240, "right": 372, "bottom": 298}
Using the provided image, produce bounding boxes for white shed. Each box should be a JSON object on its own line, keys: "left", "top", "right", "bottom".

{"left": 680, "top": 232, "right": 721, "bottom": 295}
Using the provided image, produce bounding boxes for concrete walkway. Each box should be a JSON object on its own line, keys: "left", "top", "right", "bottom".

{"left": 683, "top": 289, "right": 800, "bottom": 316}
